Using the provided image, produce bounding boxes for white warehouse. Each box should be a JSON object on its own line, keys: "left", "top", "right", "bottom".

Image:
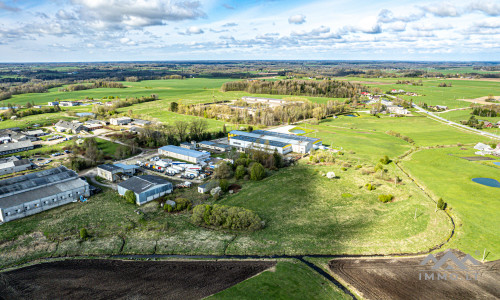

{"left": 158, "top": 145, "right": 210, "bottom": 163}
{"left": 228, "top": 130, "right": 321, "bottom": 154}
{"left": 0, "top": 166, "right": 90, "bottom": 223}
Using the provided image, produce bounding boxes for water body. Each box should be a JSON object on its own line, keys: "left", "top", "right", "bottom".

{"left": 346, "top": 114, "right": 357, "bottom": 117}
{"left": 290, "top": 129, "right": 306, "bottom": 134}
{"left": 472, "top": 178, "right": 500, "bottom": 188}
{"left": 494, "top": 162, "right": 500, "bottom": 166}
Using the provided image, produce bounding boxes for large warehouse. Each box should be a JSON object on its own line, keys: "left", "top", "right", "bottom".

{"left": 158, "top": 145, "right": 210, "bottom": 163}
{"left": 0, "top": 166, "right": 90, "bottom": 223}
{"left": 228, "top": 130, "right": 321, "bottom": 154}
{"left": 229, "top": 134, "right": 292, "bottom": 154}
{"left": 118, "top": 175, "right": 173, "bottom": 205}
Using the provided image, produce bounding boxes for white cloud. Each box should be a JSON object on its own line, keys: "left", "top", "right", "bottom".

{"left": 184, "top": 26, "right": 204, "bottom": 35}
{"left": 420, "top": 2, "right": 461, "bottom": 17}
{"left": 288, "top": 14, "right": 306, "bottom": 24}
{"left": 468, "top": 0, "right": 500, "bottom": 16}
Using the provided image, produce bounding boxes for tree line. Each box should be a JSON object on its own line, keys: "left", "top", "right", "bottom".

{"left": 59, "top": 80, "right": 124, "bottom": 92}
{"left": 221, "top": 79, "right": 364, "bottom": 98}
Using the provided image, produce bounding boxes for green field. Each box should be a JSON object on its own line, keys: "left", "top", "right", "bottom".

{"left": 208, "top": 260, "right": 351, "bottom": 300}
{"left": 439, "top": 109, "right": 500, "bottom": 134}
{"left": 401, "top": 147, "right": 500, "bottom": 260}
{"left": 337, "top": 77, "right": 500, "bottom": 108}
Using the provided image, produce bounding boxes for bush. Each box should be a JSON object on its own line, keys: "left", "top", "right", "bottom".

{"left": 80, "top": 228, "right": 89, "bottom": 240}
{"left": 250, "top": 162, "right": 265, "bottom": 181}
{"left": 235, "top": 165, "right": 246, "bottom": 179}
{"left": 437, "top": 198, "right": 447, "bottom": 210}
{"left": 214, "top": 161, "right": 233, "bottom": 179}
{"left": 380, "top": 155, "right": 391, "bottom": 165}
{"left": 378, "top": 194, "right": 393, "bottom": 203}
{"left": 174, "top": 198, "right": 192, "bottom": 211}
{"left": 219, "top": 179, "right": 229, "bottom": 193}
{"left": 191, "top": 204, "right": 262, "bottom": 231}
{"left": 355, "top": 165, "right": 362, "bottom": 169}
{"left": 341, "top": 167, "right": 347, "bottom": 171}
{"left": 124, "top": 190, "right": 136, "bottom": 204}
{"left": 365, "top": 183, "right": 376, "bottom": 191}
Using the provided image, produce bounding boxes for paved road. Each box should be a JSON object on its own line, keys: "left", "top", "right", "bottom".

{"left": 412, "top": 103, "right": 500, "bottom": 139}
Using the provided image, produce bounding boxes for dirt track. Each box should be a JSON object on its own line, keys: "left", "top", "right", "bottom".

{"left": 0, "top": 259, "right": 275, "bottom": 300}
{"left": 329, "top": 251, "right": 500, "bottom": 300}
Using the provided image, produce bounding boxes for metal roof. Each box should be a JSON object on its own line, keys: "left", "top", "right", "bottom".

{"left": 198, "top": 141, "right": 232, "bottom": 149}
{"left": 118, "top": 175, "right": 172, "bottom": 195}
{"left": 97, "top": 164, "right": 122, "bottom": 172}
{"left": 113, "top": 163, "right": 138, "bottom": 170}
{"left": 230, "top": 135, "right": 289, "bottom": 148}
{"left": 0, "top": 178, "right": 88, "bottom": 208}
{"left": 0, "top": 166, "right": 78, "bottom": 200}
{"left": 159, "top": 145, "right": 209, "bottom": 158}
{"left": 252, "top": 130, "right": 320, "bottom": 143}
{"left": 0, "top": 140, "right": 33, "bottom": 152}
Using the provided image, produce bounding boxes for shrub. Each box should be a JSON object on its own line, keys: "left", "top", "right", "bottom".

{"left": 365, "top": 183, "right": 376, "bottom": 191}
{"left": 380, "top": 155, "right": 391, "bottom": 165}
{"left": 214, "top": 161, "right": 233, "bottom": 179}
{"left": 341, "top": 167, "right": 347, "bottom": 171}
{"left": 235, "top": 165, "right": 246, "bottom": 180}
{"left": 124, "top": 190, "right": 136, "bottom": 204}
{"left": 174, "top": 198, "right": 192, "bottom": 211}
{"left": 191, "top": 204, "right": 262, "bottom": 231}
{"left": 80, "top": 228, "right": 89, "bottom": 240}
{"left": 250, "top": 162, "right": 266, "bottom": 181}
{"left": 355, "top": 165, "right": 362, "bottom": 169}
{"left": 219, "top": 179, "right": 229, "bottom": 193}
{"left": 437, "top": 198, "right": 447, "bottom": 210}
{"left": 378, "top": 194, "right": 393, "bottom": 203}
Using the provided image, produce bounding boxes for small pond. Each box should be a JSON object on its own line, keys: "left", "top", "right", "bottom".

{"left": 494, "top": 162, "right": 500, "bottom": 166}
{"left": 472, "top": 177, "right": 500, "bottom": 188}
{"left": 345, "top": 114, "right": 357, "bottom": 117}
{"left": 290, "top": 129, "right": 306, "bottom": 134}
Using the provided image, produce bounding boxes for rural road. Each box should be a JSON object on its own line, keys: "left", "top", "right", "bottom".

{"left": 412, "top": 103, "right": 500, "bottom": 139}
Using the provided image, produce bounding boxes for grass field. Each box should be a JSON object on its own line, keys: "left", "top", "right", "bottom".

{"left": 337, "top": 76, "right": 500, "bottom": 109}
{"left": 439, "top": 109, "right": 500, "bottom": 134}
{"left": 401, "top": 147, "right": 500, "bottom": 260}
{"left": 208, "top": 260, "right": 352, "bottom": 300}
{"left": 222, "top": 160, "right": 451, "bottom": 255}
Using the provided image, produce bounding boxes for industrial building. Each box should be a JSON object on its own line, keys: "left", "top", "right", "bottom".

{"left": 117, "top": 175, "right": 173, "bottom": 205}
{"left": 228, "top": 130, "right": 321, "bottom": 154}
{"left": 158, "top": 145, "right": 210, "bottom": 163}
{"left": 0, "top": 166, "right": 90, "bottom": 223}
{"left": 54, "top": 120, "right": 87, "bottom": 133}
{"left": 97, "top": 163, "right": 138, "bottom": 182}
{"left": 110, "top": 117, "right": 132, "bottom": 126}
{"left": 197, "top": 141, "right": 232, "bottom": 152}
{"left": 0, "top": 157, "right": 32, "bottom": 175}
{"left": 0, "top": 140, "right": 34, "bottom": 156}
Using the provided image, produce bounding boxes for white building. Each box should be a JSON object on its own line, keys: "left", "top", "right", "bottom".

{"left": 110, "top": 117, "right": 132, "bottom": 126}
{"left": 228, "top": 130, "right": 321, "bottom": 154}
{"left": 0, "top": 166, "right": 90, "bottom": 223}
{"left": 0, "top": 157, "right": 32, "bottom": 176}
{"left": 158, "top": 145, "right": 210, "bottom": 163}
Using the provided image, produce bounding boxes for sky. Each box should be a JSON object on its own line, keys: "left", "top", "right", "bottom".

{"left": 0, "top": 0, "right": 499, "bottom": 62}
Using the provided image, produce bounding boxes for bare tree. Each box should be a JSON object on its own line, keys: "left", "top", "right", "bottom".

{"left": 174, "top": 120, "right": 189, "bottom": 142}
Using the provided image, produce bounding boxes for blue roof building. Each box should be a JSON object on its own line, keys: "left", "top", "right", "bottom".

{"left": 158, "top": 145, "right": 210, "bottom": 163}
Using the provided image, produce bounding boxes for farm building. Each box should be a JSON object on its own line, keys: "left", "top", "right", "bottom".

{"left": 0, "top": 166, "right": 90, "bottom": 223}
{"left": 117, "top": 175, "right": 173, "bottom": 205}
{"left": 110, "top": 117, "right": 132, "bottom": 126}
{"left": 158, "top": 145, "right": 210, "bottom": 163}
{"left": 21, "top": 129, "right": 46, "bottom": 138}
{"left": 198, "top": 141, "right": 232, "bottom": 152}
{"left": 0, "top": 140, "right": 34, "bottom": 156}
{"left": 48, "top": 101, "right": 59, "bottom": 106}
{"left": 54, "top": 120, "right": 87, "bottom": 133}
{"left": 228, "top": 130, "right": 321, "bottom": 154}
{"left": 0, "top": 129, "right": 29, "bottom": 143}
{"left": 132, "top": 119, "right": 151, "bottom": 126}
{"left": 0, "top": 157, "right": 32, "bottom": 175}
{"left": 59, "top": 101, "right": 81, "bottom": 107}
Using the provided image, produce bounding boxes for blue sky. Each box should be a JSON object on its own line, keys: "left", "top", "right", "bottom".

{"left": 0, "top": 0, "right": 499, "bottom": 62}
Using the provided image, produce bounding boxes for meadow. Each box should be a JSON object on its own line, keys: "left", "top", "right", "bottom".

{"left": 401, "top": 147, "right": 500, "bottom": 260}
{"left": 208, "top": 260, "right": 352, "bottom": 300}
{"left": 338, "top": 76, "right": 500, "bottom": 108}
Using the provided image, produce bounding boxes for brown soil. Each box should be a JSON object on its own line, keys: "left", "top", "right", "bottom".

{"left": 0, "top": 259, "right": 275, "bottom": 300}
{"left": 228, "top": 184, "right": 241, "bottom": 193}
{"left": 329, "top": 251, "right": 500, "bottom": 300}
{"left": 458, "top": 96, "right": 500, "bottom": 105}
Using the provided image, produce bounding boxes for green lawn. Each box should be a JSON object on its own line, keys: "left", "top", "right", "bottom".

{"left": 208, "top": 260, "right": 351, "bottom": 300}
{"left": 95, "top": 138, "right": 122, "bottom": 158}
{"left": 401, "top": 147, "right": 500, "bottom": 261}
